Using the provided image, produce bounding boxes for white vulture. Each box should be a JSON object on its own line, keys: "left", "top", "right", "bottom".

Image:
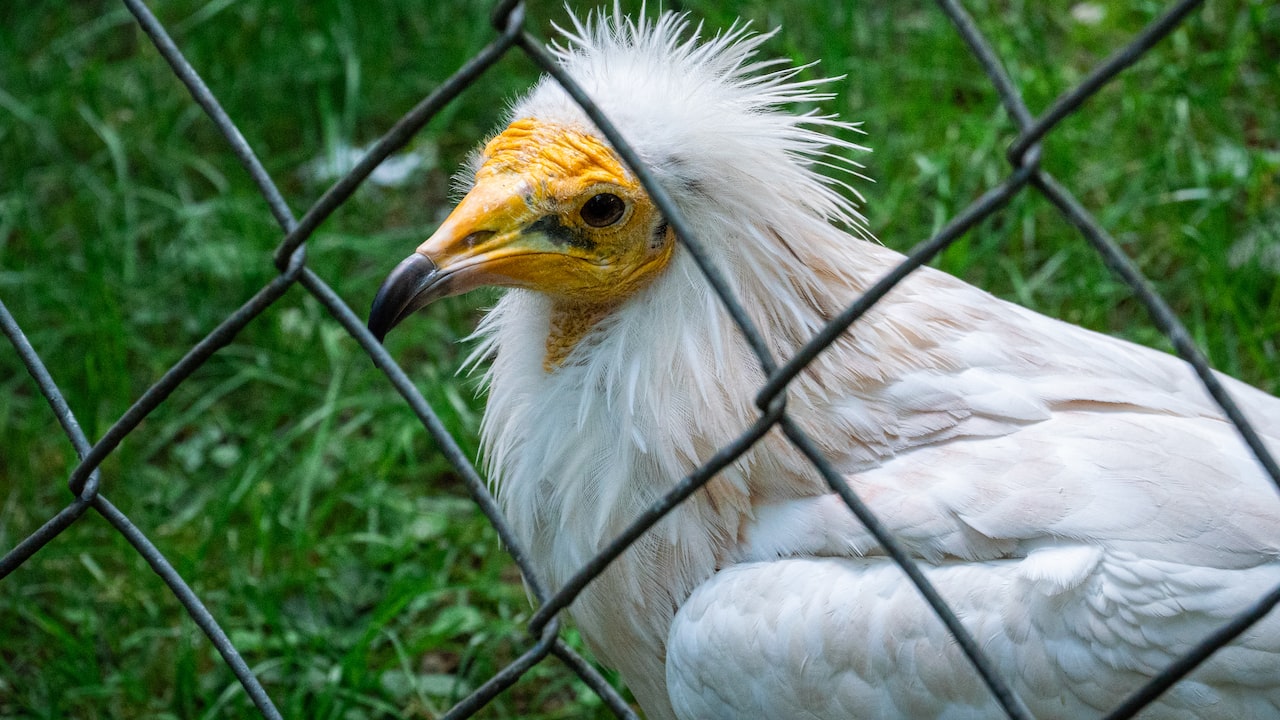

{"left": 368, "top": 8, "right": 1280, "bottom": 719}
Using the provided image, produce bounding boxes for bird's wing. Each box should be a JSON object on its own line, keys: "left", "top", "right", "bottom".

{"left": 738, "top": 409, "right": 1280, "bottom": 566}
{"left": 679, "top": 375, "right": 1280, "bottom": 719}
{"left": 666, "top": 553, "right": 1280, "bottom": 720}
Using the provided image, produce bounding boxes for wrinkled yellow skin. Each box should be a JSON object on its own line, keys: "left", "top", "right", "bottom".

{"left": 415, "top": 119, "right": 675, "bottom": 370}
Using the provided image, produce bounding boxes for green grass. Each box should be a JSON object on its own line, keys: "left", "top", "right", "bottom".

{"left": 1, "top": 1, "right": 1277, "bottom": 718}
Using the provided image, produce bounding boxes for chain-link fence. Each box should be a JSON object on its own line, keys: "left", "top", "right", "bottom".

{"left": 3, "top": 0, "right": 1278, "bottom": 718}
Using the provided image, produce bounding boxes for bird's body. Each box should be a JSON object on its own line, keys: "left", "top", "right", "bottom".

{"left": 370, "top": 9, "right": 1280, "bottom": 719}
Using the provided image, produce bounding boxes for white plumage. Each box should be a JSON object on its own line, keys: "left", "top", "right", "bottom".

{"left": 369, "top": 8, "right": 1280, "bottom": 719}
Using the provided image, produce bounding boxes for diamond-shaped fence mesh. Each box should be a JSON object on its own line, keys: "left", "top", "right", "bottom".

{"left": 3, "top": 1, "right": 1278, "bottom": 718}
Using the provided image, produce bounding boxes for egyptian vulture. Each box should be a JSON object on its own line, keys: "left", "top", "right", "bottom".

{"left": 368, "top": 9, "right": 1280, "bottom": 719}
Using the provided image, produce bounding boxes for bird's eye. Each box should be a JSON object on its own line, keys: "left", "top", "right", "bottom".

{"left": 580, "top": 193, "right": 626, "bottom": 228}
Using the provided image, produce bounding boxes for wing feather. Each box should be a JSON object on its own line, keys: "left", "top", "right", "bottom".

{"left": 667, "top": 556, "right": 1280, "bottom": 720}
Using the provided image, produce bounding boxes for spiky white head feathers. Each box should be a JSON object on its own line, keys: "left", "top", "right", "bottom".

{"left": 516, "top": 8, "right": 873, "bottom": 242}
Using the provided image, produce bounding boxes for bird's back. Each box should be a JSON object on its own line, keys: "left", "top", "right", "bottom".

{"left": 662, "top": 257, "right": 1280, "bottom": 719}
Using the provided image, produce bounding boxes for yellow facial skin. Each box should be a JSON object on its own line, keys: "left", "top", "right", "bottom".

{"left": 415, "top": 119, "right": 675, "bottom": 309}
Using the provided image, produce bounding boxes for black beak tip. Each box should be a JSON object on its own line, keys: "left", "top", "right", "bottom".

{"left": 367, "top": 321, "right": 391, "bottom": 345}
{"left": 368, "top": 253, "right": 440, "bottom": 343}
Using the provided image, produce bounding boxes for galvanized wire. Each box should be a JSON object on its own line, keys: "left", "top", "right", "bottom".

{"left": 3, "top": 1, "right": 1277, "bottom": 718}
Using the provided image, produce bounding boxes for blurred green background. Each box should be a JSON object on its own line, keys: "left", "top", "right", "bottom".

{"left": 1, "top": 0, "right": 1277, "bottom": 717}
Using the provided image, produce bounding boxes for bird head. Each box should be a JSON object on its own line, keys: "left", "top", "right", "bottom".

{"left": 368, "top": 117, "right": 675, "bottom": 341}
{"left": 369, "top": 9, "right": 871, "bottom": 361}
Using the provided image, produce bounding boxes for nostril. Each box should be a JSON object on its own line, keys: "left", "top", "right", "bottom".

{"left": 463, "top": 230, "right": 495, "bottom": 248}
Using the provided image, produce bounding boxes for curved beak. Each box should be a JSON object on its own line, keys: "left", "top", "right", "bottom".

{"left": 367, "top": 253, "right": 445, "bottom": 342}
{"left": 367, "top": 177, "right": 541, "bottom": 342}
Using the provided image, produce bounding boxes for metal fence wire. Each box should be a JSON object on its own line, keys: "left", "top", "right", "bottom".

{"left": 3, "top": 0, "right": 1278, "bottom": 718}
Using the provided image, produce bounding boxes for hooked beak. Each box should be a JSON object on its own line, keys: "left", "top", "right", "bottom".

{"left": 367, "top": 177, "right": 537, "bottom": 342}
{"left": 367, "top": 253, "right": 445, "bottom": 343}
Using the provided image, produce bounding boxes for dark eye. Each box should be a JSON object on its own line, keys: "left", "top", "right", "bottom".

{"left": 580, "top": 193, "right": 626, "bottom": 228}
